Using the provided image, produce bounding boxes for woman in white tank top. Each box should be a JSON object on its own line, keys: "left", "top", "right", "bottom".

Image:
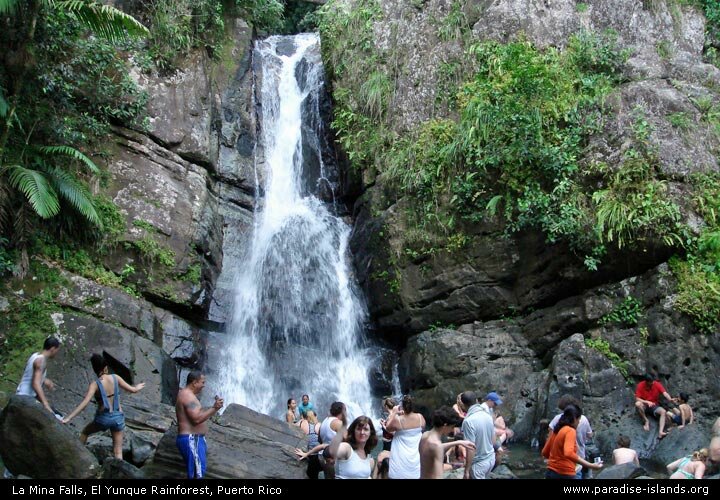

{"left": 385, "top": 395, "right": 426, "bottom": 479}
{"left": 327, "top": 416, "right": 377, "bottom": 479}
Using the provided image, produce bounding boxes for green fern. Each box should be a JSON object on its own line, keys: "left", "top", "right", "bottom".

{"left": 2, "top": 144, "right": 102, "bottom": 226}
{"left": 7, "top": 165, "right": 61, "bottom": 218}
{"left": 44, "top": 166, "right": 100, "bottom": 227}
{"left": 486, "top": 195, "right": 504, "bottom": 216}
{"left": 58, "top": 1, "right": 149, "bottom": 42}
{"left": 0, "top": 1, "right": 148, "bottom": 41}
{"left": 39, "top": 145, "right": 100, "bottom": 174}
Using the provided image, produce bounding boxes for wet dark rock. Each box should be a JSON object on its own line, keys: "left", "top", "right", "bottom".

{"left": 0, "top": 396, "right": 99, "bottom": 479}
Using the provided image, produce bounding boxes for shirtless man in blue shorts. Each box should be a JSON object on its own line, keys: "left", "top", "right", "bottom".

{"left": 176, "top": 371, "right": 224, "bottom": 478}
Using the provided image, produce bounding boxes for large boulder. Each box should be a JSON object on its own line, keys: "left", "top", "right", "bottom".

{"left": 100, "top": 458, "right": 145, "bottom": 479}
{"left": 0, "top": 396, "right": 99, "bottom": 478}
{"left": 146, "top": 403, "right": 307, "bottom": 479}
{"left": 596, "top": 462, "right": 647, "bottom": 480}
{"left": 543, "top": 333, "right": 632, "bottom": 428}
{"left": 595, "top": 415, "right": 708, "bottom": 465}
{"left": 399, "top": 320, "right": 540, "bottom": 440}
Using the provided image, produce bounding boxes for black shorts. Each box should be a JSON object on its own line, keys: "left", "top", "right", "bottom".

{"left": 644, "top": 404, "right": 662, "bottom": 417}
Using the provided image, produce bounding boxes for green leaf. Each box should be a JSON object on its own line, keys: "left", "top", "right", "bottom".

{"left": 0, "top": 87, "right": 8, "bottom": 118}
{"left": 7, "top": 165, "right": 60, "bottom": 218}
{"left": 54, "top": 0, "right": 149, "bottom": 43}
{"left": 486, "top": 195, "right": 504, "bottom": 216}
{"left": 39, "top": 145, "right": 100, "bottom": 174}
{"left": 0, "top": 0, "right": 20, "bottom": 15}
{"left": 45, "top": 167, "right": 101, "bottom": 227}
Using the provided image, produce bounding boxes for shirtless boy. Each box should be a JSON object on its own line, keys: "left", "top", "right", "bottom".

{"left": 420, "top": 406, "right": 476, "bottom": 479}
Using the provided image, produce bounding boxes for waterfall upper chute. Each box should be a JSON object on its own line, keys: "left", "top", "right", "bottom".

{"left": 211, "top": 33, "right": 376, "bottom": 420}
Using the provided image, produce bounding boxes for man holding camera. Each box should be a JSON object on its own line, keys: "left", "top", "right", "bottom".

{"left": 175, "top": 370, "right": 224, "bottom": 479}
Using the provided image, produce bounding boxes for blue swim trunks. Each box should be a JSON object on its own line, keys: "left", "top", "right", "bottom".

{"left": 176, "top": 434, "right": 207, "bottom": 479}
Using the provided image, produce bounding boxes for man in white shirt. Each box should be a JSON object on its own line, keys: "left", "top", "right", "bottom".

{"left": 6, "top": 336, "right": 61, "bottom": 478}
{"left": 16, "top": 336, "right": 61, "bottom": 414}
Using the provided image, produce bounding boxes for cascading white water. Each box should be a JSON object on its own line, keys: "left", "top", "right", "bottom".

{"left": 213, "top": 33, "right": 375, "bottom": 420}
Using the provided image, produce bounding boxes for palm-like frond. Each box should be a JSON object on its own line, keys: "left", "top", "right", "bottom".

{"left": 54, "top": 1, "right": 149, "bottom": 43}
{"left": 0, "top": 88, "right": 8, "bottom": 118}
{"left": 0, "top": 175, "right": 11, "bottom": 234}
{"left": 45, "top": 166, "right": 101, "bottom": 227}
{"left": 0, "top": 0, "right": 20, "bottom": 15}
{"left": 39, "top": 145, "right": 100, "bottom": 173}
{"left": 1, "top": 1, "right": 148, "bottom": 41}
{"left": 7, "top": 165, "right": 60, "bottom": 218}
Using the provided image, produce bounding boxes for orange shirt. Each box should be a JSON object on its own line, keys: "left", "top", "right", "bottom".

{"left": 542, "top": 425, "right": 579, "bottom": 476}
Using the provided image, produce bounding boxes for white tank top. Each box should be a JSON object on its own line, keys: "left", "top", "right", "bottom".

{"left": 16, "top": 353, "right": 45, "bottom": 397}
{"left": 319, "top": 416, "right": 338, "bottom": 444}
{"left": 335, "top": 449, "right": 372, "bottom": 479}
{"left": 388, "top": 426, "right": 423, "bottom": 479}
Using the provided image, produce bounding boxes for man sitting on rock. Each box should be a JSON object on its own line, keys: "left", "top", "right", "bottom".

{"left": 634, "top": 374, "right": 676, "bottom": 439}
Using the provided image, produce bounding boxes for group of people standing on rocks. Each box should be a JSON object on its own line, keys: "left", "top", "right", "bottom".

{"left": 5, "top": 337, "right": 223, "bottom": 479}
{"left": 290, "top": 382, "right": 719, "bottom": 480}
{"left": 292, "top": 391, "right": 512, "bottom": 479}
{"left": 6, "top": 337, "right": 720, "bottom": 480}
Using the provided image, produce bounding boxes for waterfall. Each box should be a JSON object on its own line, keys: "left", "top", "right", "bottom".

{"left": 212, "top": 33, "right": 375, "bottom": 420}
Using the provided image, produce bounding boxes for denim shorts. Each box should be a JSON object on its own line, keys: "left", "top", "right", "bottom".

{"left": 94, "top": 411, "right": 125, "bottom": 432}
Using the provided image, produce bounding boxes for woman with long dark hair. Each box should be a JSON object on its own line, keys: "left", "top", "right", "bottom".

{"left": 327, "top": 416, "right": 377, "bottom": 479}
{"left": 385, "top": 395, "right": 426, "bottom": 479}
{"left": 62, "top": 353, "right": 145, "bottom": 459}
{"left": 542, "top": 405, "right": 603, "bottom": 479}
{"left": 286, "top": 398, "right": 299, "bottom": 424}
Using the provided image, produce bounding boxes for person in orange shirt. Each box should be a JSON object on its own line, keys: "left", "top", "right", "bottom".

{"left": 542, "top": 405, "right": 603, "bottom": 479}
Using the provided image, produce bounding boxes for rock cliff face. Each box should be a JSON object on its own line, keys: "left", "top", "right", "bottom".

{"left": 321, "top": 0, "right": 720, "bottom": 460}
{"left": 105, "top": 19, "right": 258, "bottom": 324}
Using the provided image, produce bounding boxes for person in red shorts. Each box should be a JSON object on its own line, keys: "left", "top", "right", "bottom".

{"left": 635, "top": 373, "right": 677, "bottom": 439}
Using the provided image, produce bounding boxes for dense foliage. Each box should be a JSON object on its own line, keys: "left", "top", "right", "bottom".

{"left": 318, "top": 0, "right": 720, "bottom": 333}
{"left": 132, "top": 0, "right": 285, "bottom": 71}
{"left": 0, "top": 2, "right": 148, "bottom": 273}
